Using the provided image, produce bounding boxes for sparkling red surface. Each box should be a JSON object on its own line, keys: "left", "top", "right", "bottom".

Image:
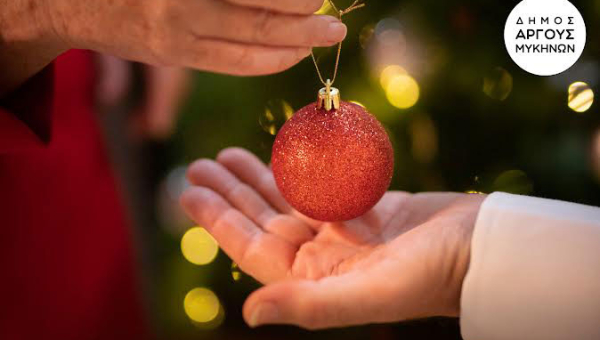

{"left": 272, "top": 101, "right": 394, "bottom": 221}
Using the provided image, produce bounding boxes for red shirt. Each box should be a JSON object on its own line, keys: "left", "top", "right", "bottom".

{"left": 0, "top": 50, "right": 149, "bottom": 339}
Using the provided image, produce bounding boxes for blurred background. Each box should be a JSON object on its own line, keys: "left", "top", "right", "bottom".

{"left": 97, "top": 0, "right": 599, "bottom": 339}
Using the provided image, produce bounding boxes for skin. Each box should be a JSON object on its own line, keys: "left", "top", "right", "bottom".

{"left": 133, "top": 65, "right": 192, "bottom": 139}
{"left": 180, "top": 147, "right": 486, "bottom": 330}
{"left": 95, "top": 55, "right": 191, "bottom": 140}
{"left": 0, "top": 0, "right": 345, "bottom": 96}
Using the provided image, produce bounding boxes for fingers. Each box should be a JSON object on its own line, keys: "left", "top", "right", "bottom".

{"left": 216, "top": 147, "right": 291, "bottom": 213}
{"left": 224, "top": 0, "right": 324, "bottom": 15}
{"left": 265, "top": 214, "right": 314, "bottom": 245}
{"left": 182, "top": 38, "right": 311, "bottom": 76}
{"left": 180, "top": 186, "right": 295, "bottom": 283}
{"left": 187, "top": 151, "right": 316, "bottom": 245}
{"left": 191, "top": 1, "right": 347, "bottom": 48}
{"left": 243, "top": 274, "right": 391, "bottom": 329}
{"left": 187, "top": 159, "right": 278, "bottom": 226}
{"left": 173, "top": 0, "right": 346, "bottom": 75}
{"left": 217, "top": 147, "right": 323, "bottom": 229}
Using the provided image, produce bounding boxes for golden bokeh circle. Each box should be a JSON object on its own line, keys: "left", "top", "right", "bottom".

{"left": 181, "top": 227, "right": 219, "bottom": 265}
{"left": 568, "top": 81, "right": 594, "bottom": 113}
{"left": 184, "top": 287, "right": 220, "bottom": 323}
{"left": 385, "top": 74, "right": 420, "bottom": 109}
{"left": 492, "top": 170, "right": 533, "bottom": 195}
{"left": 379, "top": 65, "right": 407, "bottom": 89}
{"left": 483, "top": 67, "right": 513, "bottom": 101}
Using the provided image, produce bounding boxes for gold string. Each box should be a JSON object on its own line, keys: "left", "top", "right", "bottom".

{"left": 310, "top": 0, "right": 365, "bottom": 87}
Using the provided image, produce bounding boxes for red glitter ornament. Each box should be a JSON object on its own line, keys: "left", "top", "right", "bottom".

{"left": 272, "top": 101, "right": 394, "bottom": 221}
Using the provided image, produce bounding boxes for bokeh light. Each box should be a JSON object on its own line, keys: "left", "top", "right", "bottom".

{"left": 184, "top": 287, "right": 221, "bottom": 324}
{"left": 259, "top": 99, "right": 294, "bottom": 135}
{"left": 260, "top": 109, "right": 276, "bottom": 135}
{"left": 492, "top": 170, "right": 533, "bottom": 195}
{"left": 375, "top": 18, "right": 406, "bottom": 48}
{"left": 568, "top": 82, "right": 594, "bottom": 113}
{"left": 165, "top": 166, "right": 190, "bottom": 200}
{"left": 483, "top": 67, "right": 513, "bottom": 101}
{"left": 385, "top": 74, "right": 420, "bottom": 109}
{"left": 181, "top": 227, "right": 219, "bottom": 266}
{"left": 231, "top": 262, "right": 242, "bottom": 281}
{"left": 380, "top": 65, "right": 407, "bottom": 89}
{"left": 370, "top": 17, "right": 409, "bottom": 75}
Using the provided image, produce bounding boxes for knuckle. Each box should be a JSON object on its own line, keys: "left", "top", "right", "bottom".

{"left": 238, "top": 235, "right": 260, "bottom": 267}
{"left": 180, "top": 187, "right": 206, "bottom": 212}
{"left": 225, "top": 181, "right": 249, "bottom": 199}
{"left": 144, "top": 0, "right": 171, "bottom": 26}
{"left": 229, "top": 45, "right": 254, "bottom": 71}
{"left": 179, "top": 188, "right": 195, "bottom": 209}
{"left": 143, "top": 0, "right": 176, "bottom": 65}
{"left": 188, "top": 38, "right": 212, "bottom": 68}
{"left": 187, "top": 159, "right": 213, "bottom": 180}
{"left": 252, "top": 9, "right": 275, "bottom": 42}
{"left": 146, "top": 37, "right": 171, "bottom": 65}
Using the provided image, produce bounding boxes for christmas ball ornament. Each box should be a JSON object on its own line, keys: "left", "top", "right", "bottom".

{"left": 271, "top": 0, "right": 390, "bottom": 221}
{"left": 272, "top": 84, "right": 394, "bottom": 221}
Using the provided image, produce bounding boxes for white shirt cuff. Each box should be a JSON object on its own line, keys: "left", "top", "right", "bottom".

{"left": 460, "top": 192, "right": 600, "bottom": 340}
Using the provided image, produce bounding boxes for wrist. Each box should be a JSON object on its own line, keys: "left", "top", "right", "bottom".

{"left": 0, "top": 0, "right": 67, "bottom": 95}
{"left": 438, "top": 193, "right": 486, "bottom": 317}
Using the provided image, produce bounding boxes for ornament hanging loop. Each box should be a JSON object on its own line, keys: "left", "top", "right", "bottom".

{"left": 311, "top": 0, "right": 364, "bottom": 111}
{"left": 317, "top": 79, "right": 340, "bottom": 110}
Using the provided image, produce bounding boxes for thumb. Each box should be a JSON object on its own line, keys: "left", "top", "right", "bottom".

{"left": 243, "top": 274, "right": 388, "bottom": 330}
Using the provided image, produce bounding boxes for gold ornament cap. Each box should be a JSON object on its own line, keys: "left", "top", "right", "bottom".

{"left": 317, "top": 79, "right": 340, "bottom": 111}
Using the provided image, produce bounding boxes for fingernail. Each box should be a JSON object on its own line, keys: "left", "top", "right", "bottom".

{"left": 326, "top": 22, "right": 347, "bottom": 42}
{"left": 248, "top": 303, "right": 279, "bottom": 327}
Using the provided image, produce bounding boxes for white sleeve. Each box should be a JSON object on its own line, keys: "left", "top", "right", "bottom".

{"left": 460, "top": 192, "right": 600, "bottom": 340}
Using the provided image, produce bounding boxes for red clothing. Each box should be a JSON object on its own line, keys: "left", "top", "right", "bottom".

{"left": 0, "top": 50, "right": 148, "bottom": 339}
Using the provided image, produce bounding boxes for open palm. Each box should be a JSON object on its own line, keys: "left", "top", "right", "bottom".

{"left": 181, "top": 147, "right": 485, "bottom": 329}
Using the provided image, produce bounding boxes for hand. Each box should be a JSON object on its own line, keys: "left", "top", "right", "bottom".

{"left": 1, "top": 0, "right": 344, "bottom": 95}
{"left": 132, "top": 65, "right": 191, "bottom": 140}
{"left": 180, "top": 148, "right": 486, "bottom": 329}
{"left": 95, "top": 56, "right": 190, "bottom": 139}
{"left": 42, "top": 0, "right": 344, "bottom": 75}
